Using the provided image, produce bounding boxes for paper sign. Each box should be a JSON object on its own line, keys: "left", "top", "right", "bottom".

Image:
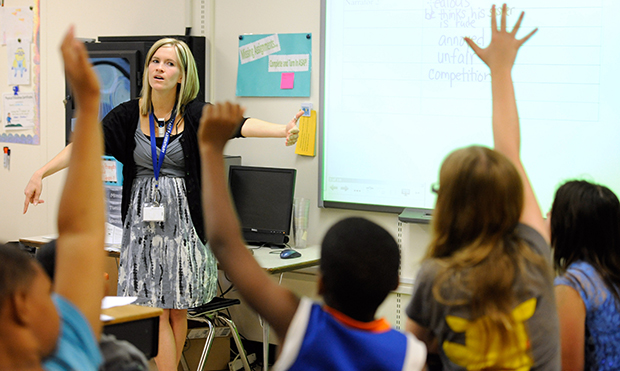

{"left": 281, "top": 73, "right": 294, "bottom": 89}
{"left": 102, "top": 159, "right": 119, "bottom": 183}
{"left": 105, "top": 222, "right": 122, "bottom": 246}
{"left": 101, "top": 296, "right": 137, "bottom": 310}
{"left": 295, "top": 109, "right": 317, "bottom": 157}
{"left": 1, "top": 7, "right": 34, "bottom": 45}
{"left": 102, "top": 156, "right": 123, "bottom": 185}
{"left": 268, "top": 54, "right": 310, "bottom": 72}
{"left": 239, "top": 34, "right": 281, "bottom": 64}
{"left": 3, "top": 92, "right": 35, "bottom": 130}
{"left": 301, "top": 103, "right": 312, "bottom": 117}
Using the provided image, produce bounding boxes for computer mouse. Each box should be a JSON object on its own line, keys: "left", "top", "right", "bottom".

{"left": 280, "top": 249, "right": 301, "bottom": 259}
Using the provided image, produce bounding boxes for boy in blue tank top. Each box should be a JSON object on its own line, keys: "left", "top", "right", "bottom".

{"left": 198, "top": 102, "right": 427, "bottom": 371}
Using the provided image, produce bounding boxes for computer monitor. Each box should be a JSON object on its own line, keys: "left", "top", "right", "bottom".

{"left": 228, "top": 165, "right": 297, "bottom": 247}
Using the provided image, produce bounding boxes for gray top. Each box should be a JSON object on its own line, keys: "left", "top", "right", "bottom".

{"left": 406, "top": 224, "right": 560, "bottom": 370}
{"left": 134, "top": 126, "right": 185, "bottom": 178}
{"left": 116, "top": 122, "right": 218, "bottom": 309}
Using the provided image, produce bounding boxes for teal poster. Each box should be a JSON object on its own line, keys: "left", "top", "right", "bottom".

{"left": 236, "top": 33, "right": 311, "bottom": 97}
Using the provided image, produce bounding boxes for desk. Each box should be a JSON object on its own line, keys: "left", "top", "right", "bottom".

{"left": 249, "top": 245, "right": 321, "bottom": 273}
{"left": 19, "top": 237, "right": 160, "bottom": 355}
{"left": 20, "top": 235, "right": 320, "bottom": 368}
{"left": 102, "top": 304, "right": 163, "bottom": 359}
{"left": 19, "top": 235, "right": 121, "bottom": 258}
{"left": 18, "top": 235, "right": 56, "bottom": 247}
{"left": 248, "top": 245, "right": 321, "bottom": 371}
{"left": 20, "top": 235, "right": 121, "bottom": 296}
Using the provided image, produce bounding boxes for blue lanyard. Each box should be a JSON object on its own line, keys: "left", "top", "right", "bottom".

{"left": 149, "top": 109, "right": 177, "bottom": 188}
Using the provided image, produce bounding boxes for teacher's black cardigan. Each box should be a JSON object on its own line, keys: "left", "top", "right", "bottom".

{"left": 101, "top": 99, "right": 245, "bottom": 243}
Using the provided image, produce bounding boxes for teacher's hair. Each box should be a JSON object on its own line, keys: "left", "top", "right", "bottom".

{"left": 551, "top": 180, "right": 620, "bottom": 305}
{"left": 139, "top": 38, "right": 200, "bottom": 117}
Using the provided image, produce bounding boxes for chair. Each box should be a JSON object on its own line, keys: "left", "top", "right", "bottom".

{"left": 180, "top": 297, "right": 252, "bottom": 371}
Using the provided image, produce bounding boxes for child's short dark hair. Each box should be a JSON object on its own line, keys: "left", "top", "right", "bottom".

{"left": 36, "top": 240, "right": 57, "bottom": 281}
{"left": 0, "top": 243, "right": 38, "bottom": 308}
{"left": 320, "top": 217, "right": 400, "bottom": 318}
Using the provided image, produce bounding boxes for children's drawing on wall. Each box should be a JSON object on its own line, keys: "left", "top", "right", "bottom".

{"left": 7, "top": 41, "right": 30, "bottom": 85}
{"left": 0, "top": 6, "right": 34, "bottom": 45}
{"left": 0, "top": 0, "right": 39, "bottom": 144}
{"left": 3, "top": 92, "right": 35, "bottom": 130}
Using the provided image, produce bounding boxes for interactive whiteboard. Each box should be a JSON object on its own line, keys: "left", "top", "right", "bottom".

{"left": 319, "top": 0, "right": 620, "bottom": 216}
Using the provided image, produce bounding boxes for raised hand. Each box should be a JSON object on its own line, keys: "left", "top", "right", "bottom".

{"left": 465, "top": 4, "right": 537, "bottom": 72}
{"left": 285, "top": 110, "right": 302, "bottom": 146}
{"left": 198, "top": 102, "right": 246, "bottom": 150}
{"left": 61, "top": 26, "right": 100, "bottom": 111}
{"left": 55, "top": 25, "right": 106, "bottom": 336}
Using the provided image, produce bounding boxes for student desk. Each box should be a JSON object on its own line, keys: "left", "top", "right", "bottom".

{"left": 19, "top": 235, "right": 121, "bottom": 258}
{"left": 19, "top": 235, "right": 160, "bottom": 357}
{"left": 19, "top": 235, "right": 56, "bottom": 247}
{"left": 246, "top": 245, "right": 321, "bottom": 371}
{"left": 20, "top": 235, "right": 321, "bottom": 368}
{"left": 102, "top": 304, "right": 163, "bottom": 359}
{"left": 19, "top": 235, "right": 121, "bottom": 296}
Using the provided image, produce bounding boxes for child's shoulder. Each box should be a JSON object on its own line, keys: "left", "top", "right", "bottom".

{"left": 277, "top": 297, "right": 426, "bottom": 370}
{"left": 515, "top": 223, "right": 549, "bottom": 255}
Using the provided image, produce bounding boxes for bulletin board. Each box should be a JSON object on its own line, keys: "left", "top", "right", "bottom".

{"left": 0, "top": 0, "right": 39, "bottom": 145}
{"left": 236, "top": 33, "right": 311, "bottom": 97}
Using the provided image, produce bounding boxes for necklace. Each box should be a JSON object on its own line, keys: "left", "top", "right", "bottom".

{"left": 157, "top": 117, "right": 167, "bottom": 137}
{"left": 153, "top": 109, "right": 175, "bottom": 137}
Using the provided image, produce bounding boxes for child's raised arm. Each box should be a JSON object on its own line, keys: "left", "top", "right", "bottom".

{"left": 465, "top": 4, "right": 548, "bottom": 242}
{"left": 53, "top": 27, "right": 106, "bottom": 337}
{"left": 198, "top": 102, "right": 300, "bottom": 340}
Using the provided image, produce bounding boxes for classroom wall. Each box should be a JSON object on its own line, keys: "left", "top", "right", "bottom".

{"left": 1, "top": 0, "right": 430, "bottom": 274}
{"left": 211, "top": 0, "right": 429, "bottom": 286}
{"left": 0, "top": 0, "right": 429, "bottom": 340}
{"left": 0, "top": 0, "right": 190, "bottom": 240}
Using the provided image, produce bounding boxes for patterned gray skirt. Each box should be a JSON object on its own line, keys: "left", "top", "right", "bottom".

{"left": 117, "top": 175, "right": 217, "bottom": 309}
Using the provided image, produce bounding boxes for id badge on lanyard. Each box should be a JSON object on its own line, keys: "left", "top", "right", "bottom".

{"left": 143, "top": 108, "right": 176, "bottom": 223}
{"left": 143, "top": 188, "right": 165, "bottom": 222}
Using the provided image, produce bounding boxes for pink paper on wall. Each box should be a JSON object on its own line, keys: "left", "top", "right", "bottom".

{"left": 280, "top": 73, "right": 294, "bottom": 89}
